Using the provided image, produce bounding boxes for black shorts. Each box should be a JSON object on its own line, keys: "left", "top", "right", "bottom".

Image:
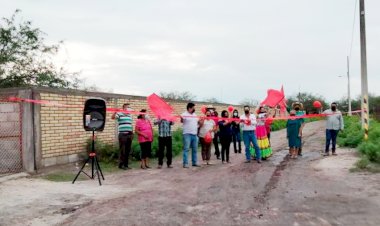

{"left": 140, "top": 142, "right": 152, "bottom": 159}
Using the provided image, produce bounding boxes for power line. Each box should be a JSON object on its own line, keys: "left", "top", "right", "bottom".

{"left": 349, "top": 0, "right": 358, "bottom": 60}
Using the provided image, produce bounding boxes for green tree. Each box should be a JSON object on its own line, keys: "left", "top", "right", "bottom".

{"left": 159, "top": 91, "right": 196, "bottom": 101}
{"left": 287, "top": 92, "right": 328, "bottom": 114}
{"left": 0, "top": 10, "right": 80, "bottom": 88}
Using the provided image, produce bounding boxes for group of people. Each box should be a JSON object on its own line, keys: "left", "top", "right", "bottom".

{"left": 285, "top": 101, "right": 344, "bottom": 159}
{"left": 112, "top": 100, "right": 344, "bottom": 170}
{"left": 180, "top": 103, "right": 277, "bottom": 168}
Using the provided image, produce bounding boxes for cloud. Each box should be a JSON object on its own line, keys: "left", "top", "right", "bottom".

{"left": 3, "top": 0, "right": 379, "bottom": 104}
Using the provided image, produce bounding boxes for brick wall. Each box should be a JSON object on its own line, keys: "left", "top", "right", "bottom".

{"left": 34, "top": 88, "right": 244, "bottom": 167}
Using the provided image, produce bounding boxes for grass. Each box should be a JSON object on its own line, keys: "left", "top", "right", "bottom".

{"left": 338, "top": 116, "right": 380, "bottom": 172}
{"left": 42, "top": 162, "right": 135, "bottom": 182}
{"left": 270, "top": 115, "right": 322, "bottom": 132}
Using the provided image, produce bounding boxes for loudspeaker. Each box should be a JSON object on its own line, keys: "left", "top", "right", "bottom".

{"left": 83, "top": 98, "right": 106, "bottom": 131}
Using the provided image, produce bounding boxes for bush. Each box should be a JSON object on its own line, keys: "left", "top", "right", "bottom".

{"left": 358, "top": 141, "right": 380, "bottom": 163}
{"left": 271, "top": 120, "right": 287, "bottom": 132}
{"left": 337, "top": 116, "right": 363, "bottom": 148}
{"left": 355, "top": 156, "right": 370, "bottom": 169}
{"left": 88, "top": 128, "right": 184, "bottom": 163}
{"left": 338, "top": 116, "right": 380, "bottom": 164}
{"left": 86, "top": 139, "right": 119, "bottom": 163}
{"left": 270, "top": 115, "right": 322, "bottom": 132}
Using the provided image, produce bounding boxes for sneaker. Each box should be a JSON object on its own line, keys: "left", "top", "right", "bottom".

{"left": 222, "top": 161, "right": 226, "bottom": 164}
{"left": 157, "top": 165, "right": 162, "bottom": 169}
{"left": 118, "top": 166, "right": 127, "bottom": 170}
{"left": 192, "top": 164, "right": 201, "bottom": 167}
{"left": 167, "top": 165, "right": 173, "bottom": 168}
{"left": 323, "top": 152, "right": 330, "bottom": 156}
{"left": 332, "top": 152, "right": 338, "bottom": 156}
{"left": 257, "top": 160, "right": 262, "bottom": 164}
{"left": 244, "top": 160, "right": 251, "bottom": 163}
{"left": 183, "top": 165, "right": 189, "bottom": 168}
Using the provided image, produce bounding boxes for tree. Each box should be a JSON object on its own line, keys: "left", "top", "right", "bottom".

{"left": 239, "top": 98, "right": 259, "bottom": 107}
{"left": 159, "top": 91, "right": 196, "bottom": 101}
{"left": 0, "top": 10, "right": 80, "bottom": 88}
{"left": 338, "top": 94, "right": 380, "bottom": 115}
{"left": 287, "top": 92, "right": 328, "bottom": 114}
{"left": 203, "top": 97, "right": 222, "bottom": 103}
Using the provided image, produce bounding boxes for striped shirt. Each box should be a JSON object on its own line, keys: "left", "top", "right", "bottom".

{"left": 115, "top": 112, "right": 133, "bottom": 133}
{"left": 155, "top": 119, "right": 173, "bottom": 137}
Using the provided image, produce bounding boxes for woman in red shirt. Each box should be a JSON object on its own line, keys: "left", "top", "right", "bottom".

{"left": 135, "top": 109, "right": 154, "bottom": 169}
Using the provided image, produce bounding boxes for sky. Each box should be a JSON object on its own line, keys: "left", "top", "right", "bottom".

{"left": 1, "top": 0, "right": 379, "bottom": 105}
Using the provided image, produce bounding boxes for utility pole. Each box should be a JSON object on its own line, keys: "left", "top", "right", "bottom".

{"left": 347, "top": 56, "right": 352, "bottom": 116}
{"left": 359, "top": 0, "right": 369, "bottom": 139}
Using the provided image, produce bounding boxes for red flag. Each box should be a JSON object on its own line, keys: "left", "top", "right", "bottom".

{"left": 260, "top": 89, "right": 285, "bottom": 107}
{"left": 147, "top": 93, "right": 176, "bottom": 121}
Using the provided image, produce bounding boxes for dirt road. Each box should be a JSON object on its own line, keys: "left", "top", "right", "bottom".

{"left": 1, "top": 121, "right": 379, "bottom": 226}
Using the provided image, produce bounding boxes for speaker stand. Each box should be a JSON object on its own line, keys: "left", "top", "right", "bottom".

{"left": 72, "top": 129, "right": 105, "bottom": 186}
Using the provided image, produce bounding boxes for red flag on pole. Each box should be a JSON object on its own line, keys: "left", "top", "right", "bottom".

{"left": 147, "top": 93, "right": 176, "bottom": 121}
{"left": 261, "top": 86, "right": 287, "bottom": 112}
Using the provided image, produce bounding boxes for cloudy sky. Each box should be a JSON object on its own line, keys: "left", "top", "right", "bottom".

{"left": 2, "top": 0, "right": 379, "bottom": 104}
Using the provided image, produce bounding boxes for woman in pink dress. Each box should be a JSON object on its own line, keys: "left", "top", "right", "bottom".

{"left": 135, "top": 109, "right": 153, "bottom": 169}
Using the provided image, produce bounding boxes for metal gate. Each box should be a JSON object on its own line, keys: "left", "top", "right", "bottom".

{"left": 0, "top": 101, "right": 23, "bottom": 173}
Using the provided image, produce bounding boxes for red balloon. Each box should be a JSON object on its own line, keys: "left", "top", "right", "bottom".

{"left": 228, "top": 106, "right": 234, "bottom": 112}
{"left": 201, "top": 105, "right": 207, "bottom": 114}
{"left": 313, "top": 101, "right": 322, "bottom": 108}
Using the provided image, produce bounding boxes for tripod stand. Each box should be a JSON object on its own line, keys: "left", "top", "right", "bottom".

{"left": 72, "top": 128, "right": 105, "bottom": 186}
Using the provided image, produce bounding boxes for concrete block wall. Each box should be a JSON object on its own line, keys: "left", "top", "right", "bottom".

{"left": 1, "top": 87, "right": 245, "bottom": 169}
{"left": 37, "top": 89, "right": 245, "bottom": 167}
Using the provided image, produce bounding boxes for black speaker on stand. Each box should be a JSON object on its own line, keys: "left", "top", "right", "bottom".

{"left": 73, "top": 98, "right": 106, "bottom": 186}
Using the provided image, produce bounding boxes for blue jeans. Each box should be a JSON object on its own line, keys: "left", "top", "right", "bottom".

{"left": 183, "top": 134, "right": 198, "bottom": 166}
{"left": 243, "top": 130, "right": 261, "bottom": 161}
{"left": 325, "top": 129, "right": 339, "bottom": 153}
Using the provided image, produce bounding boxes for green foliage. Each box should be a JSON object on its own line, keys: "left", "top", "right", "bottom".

{"left": 337, "top": 116, "right": 364, "bottom": 148}
{"left": 0, "top": 10, "right": 80, "bottom": 88}
{"left": 159, "top": 91, "right": 196, "bottom": 101}
{"left": 337, "top": 93, "right": 380, "bottom": 115}
{"left": 355, "top": 156, "right": 370, "bottom": 169}
{"left": 43, "top": 172, "right": 86, "bottom": 182}
{"left": 286, "top": 92, "right": 329, "bottom": 114}
{"left": 338, "top": 116, "right": 380, "bottom": 165}
{"left": 42, "top": 162, "right": 124, "bottom": 182}
{"left": 87, "top": 128, "right": 184, "bottom": 163}
{"left": 358, "top": 141, "right": 380, "bottom": 163}
{"left": 271, "top": 120, "right": 287, "bottom": 131}
{"left": 131, "top": 129, "right": 184, "bottom": 159}
{"left": 270, "top": 116, "right": 322, "bottom": 132}
{"left": 86, "top": 139, "right": 119, "bottom": 163}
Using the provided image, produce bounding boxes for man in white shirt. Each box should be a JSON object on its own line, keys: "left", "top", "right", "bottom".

{"left": 323, "top": 102, "right": 344, "bottom": 156}
{"left": 240, "top": 105, "right": 262, "bottom": 163}
{"left": 181, "top": 102, "right": 201, "bottom": 168}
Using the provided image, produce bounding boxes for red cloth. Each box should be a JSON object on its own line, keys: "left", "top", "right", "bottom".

{"left": 261, "top": 86, "right": 287, "bottom": 113}
{"left": 147, "top": 93, "right": 176, "bottom": 121}
{"left": 261, "top": 89, "right": 285, "bottom": 107}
